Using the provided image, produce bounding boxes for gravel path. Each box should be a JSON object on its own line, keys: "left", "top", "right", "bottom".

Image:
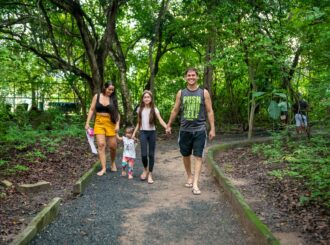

{"left": 30, "top": 135, "right": 253, "bottom": 245}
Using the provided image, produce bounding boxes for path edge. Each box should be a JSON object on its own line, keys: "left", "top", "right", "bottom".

{"left": 206, "top": 138, "right": 280, "bottom": 245}
{"left": 9, "top": 197, "right": 61, "bottom": 245}
{"left": 73, "top": 160, "right": 100, "bottom": 195}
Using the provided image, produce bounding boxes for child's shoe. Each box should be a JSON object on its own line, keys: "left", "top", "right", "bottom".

{"left": 128, "top": 166, "right": 133, "bottom": 180}
{"left": 121, "top": 161, "right": 127, "bottom": 176}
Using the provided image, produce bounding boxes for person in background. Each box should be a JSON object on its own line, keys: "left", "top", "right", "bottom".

{"left": 85, "top": 82, "right": 120, "bottom": 176}
{"left": 293, "top": 93, "right": 309, "bottom": 134}
{"left": 166, "top": 67, "right": 215, "bottom": 195}
{"left": 132, "top": 90, "right": 168, "bottom": 184}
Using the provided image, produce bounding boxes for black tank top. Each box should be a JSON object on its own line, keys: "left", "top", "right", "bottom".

{"left": 180, "top": 87, "right": 206, "bottom": 132}
{"left": 95, "top": 94, "right": 110, "bottom": 113}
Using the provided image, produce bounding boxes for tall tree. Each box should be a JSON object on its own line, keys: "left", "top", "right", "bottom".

{"left": 0, "top": 0, "right": 133, "bottom": 123}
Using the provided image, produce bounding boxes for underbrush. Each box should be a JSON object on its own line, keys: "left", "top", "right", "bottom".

{"left": 252, "top": 133, "right": 330, "bottom": 208}
{"left": 0, "top": 110, "right": 84, "bottom": 175}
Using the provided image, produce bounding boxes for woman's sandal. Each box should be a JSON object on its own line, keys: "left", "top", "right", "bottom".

{"left": 147, "top": 177, "right": 154, "bottom": 184}
{"left": 97, "top": 170, "right": 106, "bottom": 176}
{"left": 184, "top": 183, "right": 193, "bottom": 188}
{"left": 110, "top": 165, "right": 117, "bottom": 172}
{"left": 192, "top": 188, "right": 201, "bottom": 195}
{"left": 140, "top": 172, "right": 148, "bottom": 181}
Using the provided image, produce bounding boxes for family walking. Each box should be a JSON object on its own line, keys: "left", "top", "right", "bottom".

{"left": 85, "top": 68, "right": 215, "bottom": 195}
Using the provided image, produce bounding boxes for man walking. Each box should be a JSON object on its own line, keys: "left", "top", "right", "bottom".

{"left": 166, "top": 67, "right": 215, "bottom": 195}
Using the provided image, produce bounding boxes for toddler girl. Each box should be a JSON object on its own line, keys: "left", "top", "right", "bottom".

{"left": 117, "top": 127, "right": 136, "bottom": 179}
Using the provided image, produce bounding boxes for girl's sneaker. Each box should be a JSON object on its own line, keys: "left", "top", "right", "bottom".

{"left": 128, "top": 174, "right": 133, "bottom": 180}
{"left": 121, "top": 170, "right": 127, "bottom": 177}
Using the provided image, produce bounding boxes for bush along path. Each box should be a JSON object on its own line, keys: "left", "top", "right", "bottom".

{"left": 30, "top": 136, "right": 253, "bottom": 245}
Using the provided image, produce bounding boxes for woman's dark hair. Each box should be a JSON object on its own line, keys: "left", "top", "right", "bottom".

{"left": 138, "top": 90, "right": 155, "bottom": 128}
{"left": 103, "top": 81, "right": 119, "bottom": 123}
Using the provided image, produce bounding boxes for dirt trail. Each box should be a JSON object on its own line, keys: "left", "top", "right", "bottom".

{"left": 31, "top": 136, "right": 253, "bottom": 245}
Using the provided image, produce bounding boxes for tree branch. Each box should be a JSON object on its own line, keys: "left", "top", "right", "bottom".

{"left": 37, "top": 0, "right": 60, "bottom": 57}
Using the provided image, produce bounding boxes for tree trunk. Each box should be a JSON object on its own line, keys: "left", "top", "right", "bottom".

{"left": 109, "top": 34, "right": 133, "bottom": 125}
{"left": 224, "top": 70, "right": 240, "bottom": 124}
{"left": 283, "top": 46, "right": 302, "bottom": 93}
{"left": 66, "top": 75, "right": 86, "bottom": 116}
{"left": 247, "top": 64, "right": 257, "bottom": 140}
{"left": 146, "top": 0, "right": 171, "bottom": 94}
{"left": 31, "top": 81, "right": 37, "bottom": 109}
{"left": 203, "top": 27, "right": 216, "bottom": 99}
{"left": 119, "top": 67, "right": 133, "bottom": 125}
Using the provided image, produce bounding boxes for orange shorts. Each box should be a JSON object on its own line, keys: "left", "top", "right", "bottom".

{"left": 94, "top": 115, "right": 116, "bottom": 136}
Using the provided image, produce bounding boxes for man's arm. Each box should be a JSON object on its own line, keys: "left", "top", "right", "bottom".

{"left": 166, "top": 90, "right": 182, "bottom": 133}
{"left": 204, "top": 89, "right": 215, "bottom": 140}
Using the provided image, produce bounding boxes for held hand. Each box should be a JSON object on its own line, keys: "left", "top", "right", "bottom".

{"left": 132, "top": 133, "right": 137, "bottom": 141}
{"left": 85, "top": 124, "right": 90, "bottom": 131}
{"left": 209, "top": 129, "right": 215, "bottom": 141}
{"left": 166, "top": 125, "right": 172, "bottom": 135}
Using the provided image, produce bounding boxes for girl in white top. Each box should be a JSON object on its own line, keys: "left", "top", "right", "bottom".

{"left": 133, "top": 90, "right": 167, "bottom": 184}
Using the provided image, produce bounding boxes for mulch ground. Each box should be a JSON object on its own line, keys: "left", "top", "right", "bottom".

{"left": 0, "top": 137, "right": 98, "bottom": 244}
{"left": 214, "top": 146, "right": 329, "bottom": 245}
{"left": 1, "top": 134, "right": 329, "bottom": 245}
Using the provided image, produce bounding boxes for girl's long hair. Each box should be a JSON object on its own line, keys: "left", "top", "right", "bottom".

{"left": 138, "top": 90, "right": 155, "bottom": 128}
{"left": 102, "top": 81, "right": 119, "bottom": 124}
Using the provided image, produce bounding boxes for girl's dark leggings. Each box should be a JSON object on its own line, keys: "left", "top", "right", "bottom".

{"left": 139, "top": 130, "right": 156, "bottom": 172}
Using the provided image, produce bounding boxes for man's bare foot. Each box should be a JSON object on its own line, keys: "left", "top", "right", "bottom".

{"left": 148, "top": 173, "right": 154, "bottom": 184}
{"left": 121, "top": 170, "right": 127, "bottom": 177}
{"left": 97, "top": 170, "right": 106, "bottom": 176}
{"left": 110, "top": 162, "right": 117, "bottom": 172}
{"left": 140, "top": 169, "right": 148, "bottom": 181}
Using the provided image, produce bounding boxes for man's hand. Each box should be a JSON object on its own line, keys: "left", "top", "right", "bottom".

{"left": 209, "top": 128, "right": 215, "bottom": 141}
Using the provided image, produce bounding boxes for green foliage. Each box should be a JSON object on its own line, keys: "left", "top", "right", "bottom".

{"left": 253, "top": 135, "right": 330, "bottom": 208}
{"left": 48, "top": 102, "right": 80, "bottom": 113}
{"left": 40, "top": 137, "right": 60, "bottom": 153}
{"left": 268, "top": 100, "right": 281, "bottom": 120}
{"left": 51, "top": 123, "right": 83, "bottom": 138}
{"left": 0, "top": 160, "right": 8, "bottom": 168}
{"left": 0, "top": 110, "right": 85, "bottom": 174}
{"left": 24, "top": 150, "right": 46, "bottom": 162}
{"left": 9, "top": 164, "right": 29, "bottom": 173}
{"left": 0, "top": 97, "right": 12, "bottom": 122}
{"left": 0, "top": 0, "right": 329, "bottom": 131}
{"left": 0, "top": 125, "right": 40, "bottom": 151}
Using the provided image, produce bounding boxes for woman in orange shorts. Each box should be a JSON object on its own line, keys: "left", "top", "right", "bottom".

{"left": 85, "top": 82, "right": 120, "bottom": 176}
